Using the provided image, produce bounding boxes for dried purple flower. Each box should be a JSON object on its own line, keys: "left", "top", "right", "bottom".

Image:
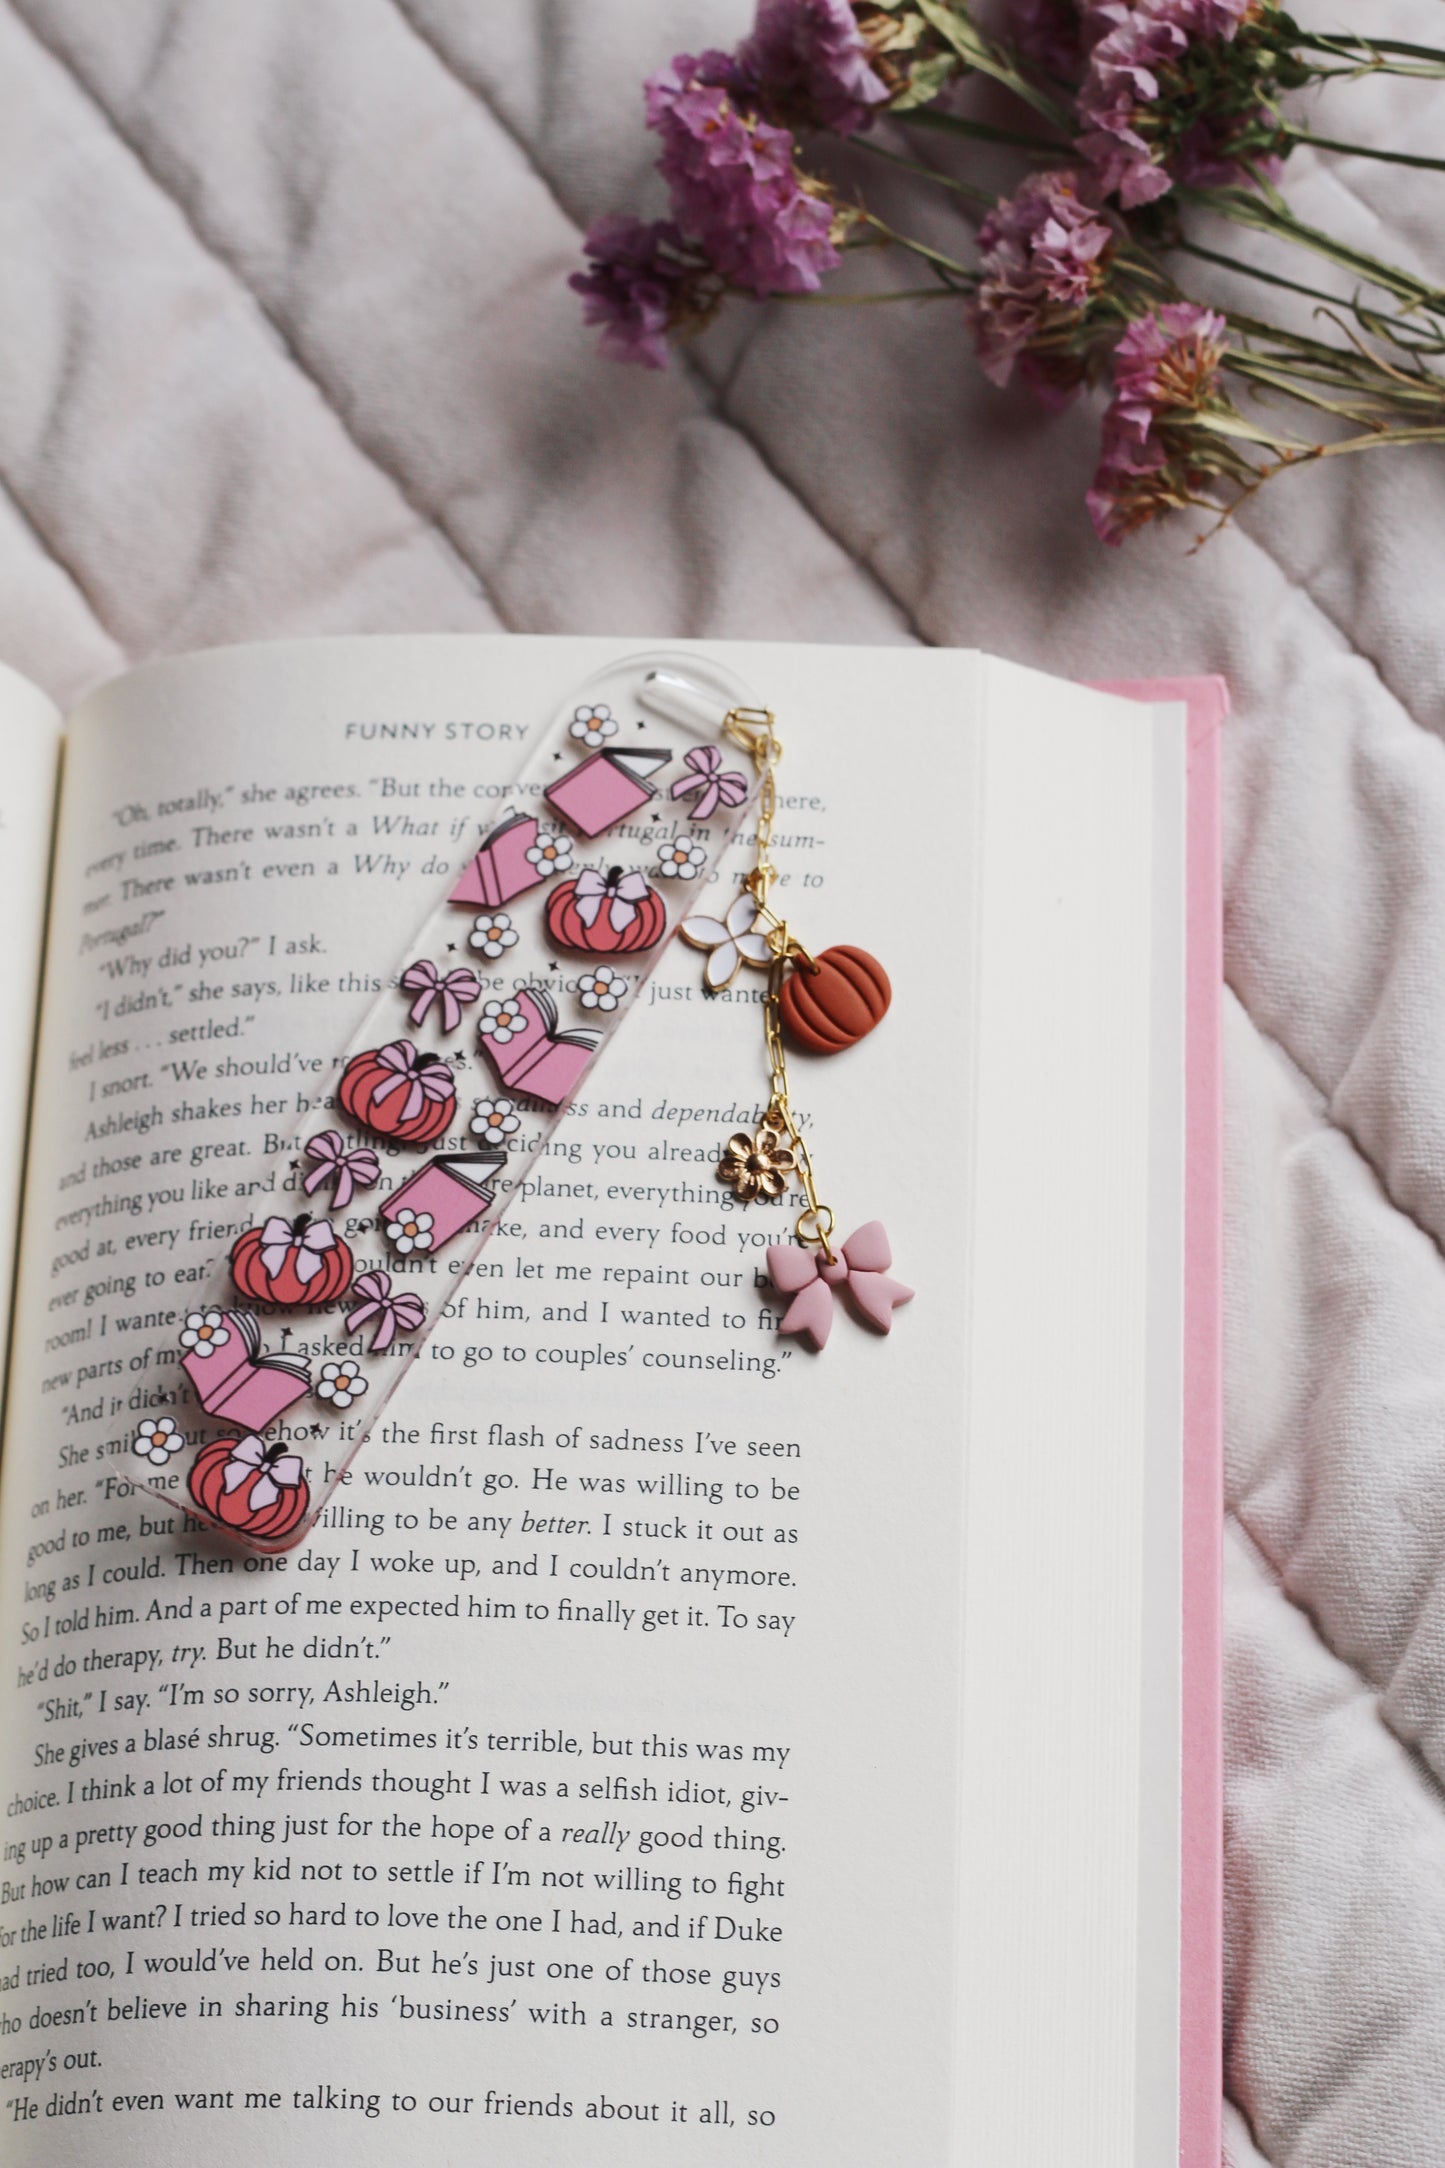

{"left": 1077, "top": 5, "right": 1188, "bottom": 205}
{"left": 735, "top": 0, "right": 891, "bottom": 135}
{"left": 972, "top": 170, "right": 1116, "bottom": 407}
{"left": 1077, "top": 0, "right": 1287, "bottom": 206}
{"left": 1087, "top": 301, "right": 1249, "bottom": 542}
{"left": 646, "top": 56, "right": 842, "bottom": 295}
{"left": 1180, "top": 0, "right": 1253, "bottom": 34}
{"left": 570, "top": 216, "right": 720, "bottom": 369}
{"left": 1009, "top": 0, "right": 1112, "bottom": 79}
{"left": 1086, "top": 411, "right": 1173, "bottom": 543}
{"left": 1110, "top": 298, "right": 1229, "bottom": 434}
{"left": 1014, "top": 0, "right": 1149, "bottom": 76}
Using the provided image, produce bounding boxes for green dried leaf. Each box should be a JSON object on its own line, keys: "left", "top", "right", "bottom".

{"left": 913, "top": 0, "right": 1072, "bottom": 126}
{"left": 869, "top": 12, "right": 928, "bottom": 56}
{"left": 889, "top": 50, "right": 962, "bottom": 110}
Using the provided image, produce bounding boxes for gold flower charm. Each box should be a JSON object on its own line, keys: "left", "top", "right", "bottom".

{"left": 718, "top": 1123, "right": 796, "bottom": 1203}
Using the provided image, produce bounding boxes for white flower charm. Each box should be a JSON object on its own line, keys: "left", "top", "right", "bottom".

{"left": 478, "top": 996, "right": 526, "bottom": 1046}
{"left": 657, "top": 839, "right": 708, "bottom": 881}
{"left": 179, "top": 1309, "right": 231, "bottom": 1359}
{"left": 570, "top": 704, "right": 618, "bottom": 751}
{"left": 470, "top": 1096, "right": 521, "bottom": 1148}
{"left": 577, "top": 965, "right": 627, "bottom": 1013}
{"left": 132, "top": 1417, "right": 184, "bottom": 1466}
{"left": 385, "top": 1206, "right": 435, "bottom": 1256}
{"left": 525, "top": 830, "right": 574, "bottom": 879}
{"left": 468, "top": 911, "right": 519, "bottom": 960}
{"left": 317, "top": 1359, "right": 368, "bottom": 1411}
{"left": 679, "top": 890, "right": 775, "bottom": 992}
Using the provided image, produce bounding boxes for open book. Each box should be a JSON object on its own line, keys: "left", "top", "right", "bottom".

{"left": 0, "top": 636, "right": 1222, "bottom": 2167}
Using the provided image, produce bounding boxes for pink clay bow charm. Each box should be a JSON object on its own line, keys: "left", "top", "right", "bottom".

{"left": 766, "top": 1221, "right": 913, "bottom": 1352}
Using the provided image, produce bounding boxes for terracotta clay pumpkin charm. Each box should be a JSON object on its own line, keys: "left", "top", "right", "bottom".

{"left": 338, "top": 1040, "right": 456, "bottom": 1145}
{"left": 780, "top": 945, "right": 891, "bottom": 1054}
{"left": 189, "top": 1434, "right": 310, "bottom": 1542}
{"left": 546, "top": 868, "right": 666, "bottom": 956}
{"left": 231, "top": 1215, "right": 354, "bottom": 1308}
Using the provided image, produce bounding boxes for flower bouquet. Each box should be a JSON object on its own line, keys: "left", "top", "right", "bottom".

{"left": 572, "top": 1, "right": 1445, "bottom": 544}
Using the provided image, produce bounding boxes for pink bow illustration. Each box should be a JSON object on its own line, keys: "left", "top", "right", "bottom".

{"left": 302, "top": 1131, "right": 380, "bottom": 1212}
{"left": 400, "top": 959, "right": 482, "bottom": 1033}
{"left": 345, "top": 1269, "right": 427, "bottom": 1353}
{"left": 671, "top": 745, "right": 748, "bottom": 821}
{"left": 766, "top": 1222, "right": 914, "bottom": 1351}
{"left": 258, "top": 1214, "right": 338, "bottom": 1287}
{"left": 222, "top": 1434, "right": 305, "bottom": 1511}
{"left": 369, "top": 1042, "right": 455, "bottom": 1125}
{"left": 574, "top": 867, "right": 652, "bottom": 933}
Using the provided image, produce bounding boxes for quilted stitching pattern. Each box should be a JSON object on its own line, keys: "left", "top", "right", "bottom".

{"left": 3, "top": 1, "right": 1444, "bottom": 2154}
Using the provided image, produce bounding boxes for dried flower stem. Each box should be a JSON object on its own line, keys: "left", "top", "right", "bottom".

{"left": 901, "top": 106, "right": 1068, "bottom": 153}
{"left": 855, "top": 208, "right": 975, "bottom": 284}
{"left": 1294, "top": 32, "right": 1445, "bottom": 78}
{"left": 912, "top": 0, "right": 1074, "bottom": 131}
{"left": 575, "top": 0, "right": 1445, "bottom": 541}
{"left": 1287, "top": 126, "right": 1445, "bottom": 172}
{"left": 1179, "top": 186, "right": 1445, "bottom": 320}
{"left": 775, "top": 283, "right": 964, "bottom": 302}
{"left": 851, "top": 133, "right": 999, "bottom": 203}
{"left": 1171, "top": 237, "right": 1355, "bottom": 312}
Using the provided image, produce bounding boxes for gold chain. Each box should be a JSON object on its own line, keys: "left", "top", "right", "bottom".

{"left": 722, "top": 707, "right": 780, "bottom": 903}
{"left": 722, "top": 709, "right": 835, "bottom": 1261}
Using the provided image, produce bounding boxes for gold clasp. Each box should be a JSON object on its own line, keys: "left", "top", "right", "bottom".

{"left": 722, "top": 706, "right": 781, "bottom": 772}
{"left": 794, "top": 1203, "right": 836, "bottom": 1258}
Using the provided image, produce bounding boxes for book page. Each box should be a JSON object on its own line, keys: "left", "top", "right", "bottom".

{"left": 953, "top": 666, "right": 1186, "bottom": 2166}
{"left": 0, "top": 662, "right": 62, "bottom": 1417}
{"left": 0, "top": 636, "right": 976, "bottom": 2167}
{"left": 0, "top": 636, "right": 1184, "bottom": 2167}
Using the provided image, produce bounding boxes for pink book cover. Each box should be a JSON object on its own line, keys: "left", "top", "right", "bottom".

{"left": 483, "top": 986, "right": 603, "bottom": 1109}
{"left": 1095, "top": 675, "right": 1225, "bottom": 2168}
{"left": 448, "top": 810, "right": 541, "bottom": 909}
{"left": 544, "top": 747, "right": 671, "bottom": 837}
{"left": 384, "top": 1152, "right": 506, "bottom": 1254}
{"left": 182, "top": 1310, "right": 312, "bottom": 1430}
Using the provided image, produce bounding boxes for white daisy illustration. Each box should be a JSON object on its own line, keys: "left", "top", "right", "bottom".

{"left": 569, "top": 704, "right": 618, "bottom": 750}
{"left": 679, "top": 891, "right": 775, "bottom": 991}
{"left": 468, "top": 911, "right": 519, "bottom": 960}
{"left": 478, "top": 996, "right": 526, "bottom": 1046}
{"left": 179, "top": 1309, "right": 231, "bottom": 1358}
{"left": 657, "top": 838, "right": 707, "bottom": 880}
{"left": 385, "top": 1207, "right": 435, "bottom": 1256}
{"left": 577, "top": 965, "right": 627, "bottom": 1013}
{"left": 132, "top": 1417, "right": 184, "bottom": 1467}
{"left": 525, "top": 830, "right": 574, "bottom": 879}
{"left": 317, "top": 1359, "right": 368, "bottom": 1411}
{"left": 470, "top": 1097, "right": 521, "bottom": 1147}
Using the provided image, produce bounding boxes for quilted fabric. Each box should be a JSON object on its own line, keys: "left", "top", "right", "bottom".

{"left": 3, "top": 2, "right": 1443, "bottom": 2156}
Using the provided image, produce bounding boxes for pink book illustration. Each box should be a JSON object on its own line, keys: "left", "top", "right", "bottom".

{"left": 545, "top": 749, "right": 671, "bottom": 838}
{"left": 180, "top": 1311, "right": 312, "bottom": 1429}
{"left": 383, "top": 1152, "right": 507, "bottom": 1257}
{"left": 449, "top": 811, "right": 543, "bottom": 909}
{"left": 478, "top": 986, "right": 601, "bottom": 1109}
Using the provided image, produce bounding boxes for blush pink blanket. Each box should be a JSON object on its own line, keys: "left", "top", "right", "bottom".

{"left": 2, "top": 3, "right": 1444, "bottom": 2159}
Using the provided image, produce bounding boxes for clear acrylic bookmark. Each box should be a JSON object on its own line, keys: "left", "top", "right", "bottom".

{"left": 128, "top": 649, "right": 765, "bottom": 1552}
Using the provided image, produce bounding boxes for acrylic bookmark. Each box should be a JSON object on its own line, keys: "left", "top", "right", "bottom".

{"left": 126, "top": 651, "right": 763, "bottom": 1553}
